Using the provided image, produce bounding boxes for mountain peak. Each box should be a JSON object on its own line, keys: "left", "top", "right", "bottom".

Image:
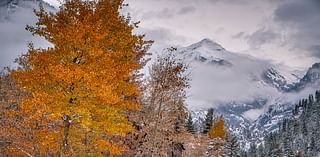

{"left": 311, "top": 62, "right": 320, "bottom": 69}
{"left": 177, "top": 38, "right": 230, "bottom": 62}
{"left": 192, "top": 38, "right": 225, "bottom": 51}
{"left": 199, "top": 38, "right": 215, "bottom": 44}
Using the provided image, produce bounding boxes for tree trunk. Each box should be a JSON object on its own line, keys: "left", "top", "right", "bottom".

{"left": 62, "top": 115, "right": 71, "bottom": 154}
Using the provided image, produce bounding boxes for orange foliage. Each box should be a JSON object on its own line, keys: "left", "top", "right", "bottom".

{"left": 208, "top": 116, "right": 226, "bottom": 140}
{"left": 10, "top": 0, "right": 152, "bottom": 156}
{"left": 0, "top": 73, "right": 36, "bottom": 156}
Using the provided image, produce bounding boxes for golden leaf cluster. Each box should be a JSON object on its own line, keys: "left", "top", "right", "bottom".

{"left": 8, "top": 0, "right": 152, "bottom": 156}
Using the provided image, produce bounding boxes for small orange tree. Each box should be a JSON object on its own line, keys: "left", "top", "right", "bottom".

{"left": 206, "top": 116, "right": 226, "bottom": 156}
{"left": 208, "top": 116, "right": 226, "bottom": 140}
{"left": 11, "top": 0, "right": 152, "bottom": 156}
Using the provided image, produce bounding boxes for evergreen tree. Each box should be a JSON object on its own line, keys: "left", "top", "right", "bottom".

{"left": 315, "top": 90, "right": 320, "bottom": 102}
{"left": 224, "top": 132, "right": 240, "bottom": 157}
{"left": 282, "top": 135, "right": 294, "bottom": 157}
{"left": 257, "top": 91, "right": 320, "bottom": 157}
{"left": 202, "top": 108, "right": 214, "bottom": 134}
{"left": 186, "top": 113, "right": 195, "bottom": 134}
{"left": 240, "top": 150, "right": 248, "bottom": 157}
{"left": 248, "top": 143, "right": 257, "bottom": 157}
{"left": 257, "top": 144, "right": 265, "bottom": 157}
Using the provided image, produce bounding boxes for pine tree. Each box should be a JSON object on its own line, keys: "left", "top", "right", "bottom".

{"left": 257, "top": 91, "right": 320, "bottom": 157}
{"left": 248, "top": 143, "right": 257, "bottom": 157}
{"left": 257, "top": 144, "right": 265, "bottom": 157}
{"left": 186, "top": 113, "right": 195, "bottom": 134}
{"left": 282, "top": 134, "right": 294, "bottom": 157}
{"left": 203, "top": 108, "right": 214, "bottom": 134}
{"left": 224, "top": 132, "right": 240, "bottom": 157}
{"left": 315, "top": 90, "right": 320, "bottom": 102}
{"left": 308, "top": 94, "right": 314, "bottom": 104}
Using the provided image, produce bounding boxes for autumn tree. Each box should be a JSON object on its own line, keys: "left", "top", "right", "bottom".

{"left": 132, "top": 48, "right": 190, "bottom": 156}
{"left": 208, "top": 116, "right": 226, "bottom": 140}
{"left": 11, "top": 0, "right": 152, "bottom": 156}
{"left": 0, "top": 70, "right": 37, "bottom": 156}
{"left": 205, "top": 116, "right": 226, "bottom": 157}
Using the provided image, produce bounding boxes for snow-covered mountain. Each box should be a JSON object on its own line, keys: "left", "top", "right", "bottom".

{"left": 177, "top": 38, "right": 320, "bottom": 149}
{"left": 1, "top": 0, "right": 319, "bottom": 151}
{"left": 0, "top": 0, "right": 55, "bottom": 68}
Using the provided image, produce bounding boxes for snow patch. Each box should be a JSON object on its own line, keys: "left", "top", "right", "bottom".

{"left": 242, "top": 108, "right": 265, "bottom": 121}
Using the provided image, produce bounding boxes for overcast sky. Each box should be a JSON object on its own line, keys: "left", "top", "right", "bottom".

{"left": 120, "top": 0, "right": 320, "bottom": 69}
{"left": 5, "top": 0, "right": 320, "bottom": 69}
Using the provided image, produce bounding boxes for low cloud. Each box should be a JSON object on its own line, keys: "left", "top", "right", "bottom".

{"left": 185, "top": 55, "right": 280, "bottom": 110}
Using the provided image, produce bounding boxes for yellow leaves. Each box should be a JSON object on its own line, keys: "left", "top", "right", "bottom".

{"left": 93, "top": 84, "right": 120, "bottom": 105}
{"left": 208, "top": 117, "right": 226, "bottom": 140}
{"left": 48, "top": 64, "right": 84, "bottom": 83}
{"left": 36, "top": 129, "right": 60, "bottom": 149}
{"left": 95, "top": 139, "right": 124, "bottom": 156}
{"left": 10, "top": 0, "right": 152, "bottom": 155}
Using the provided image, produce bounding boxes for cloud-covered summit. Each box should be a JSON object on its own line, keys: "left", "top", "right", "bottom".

{"left": 123, "top": 0, "right": 320, "bottom": 68}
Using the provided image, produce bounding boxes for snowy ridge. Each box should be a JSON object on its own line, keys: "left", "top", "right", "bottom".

{"left": 178, "top": 38, "right": 320, "bottom": 149}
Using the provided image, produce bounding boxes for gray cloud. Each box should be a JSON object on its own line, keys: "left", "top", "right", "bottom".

{"left": 231, "top": 32, "right": 245, "bottom": 39}
{"left": 274, "top": 0, "right": 320, "bottom": 23}
{"left": 309, "top": 45, "right": 320, "bottom": 58}
{"left": 177, "top": 6, "right": 196, "bottom": 15}
{"left": 136, "top": 27, "right": 187, "bottom": 50}
{"left": 248, "top": 0, "right": 320, "bottom": 59}
{"left": 23, "top": 0, "right": 320, "bottom": 69}
{"left": 141, "top": 6, "right": 196, "bottom": 20}
{"left": 141, "top": 8, "right": 175, "bottom": 20}
{"left": 275, "top": 0, "right": 320, "bottom": 58}
{"left": 247, "top": 28, "right": 277, "bottom": 49}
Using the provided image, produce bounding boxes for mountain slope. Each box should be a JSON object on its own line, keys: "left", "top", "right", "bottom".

{"left": 177, "top": 39, "right": 284, "bottom": 109}
{"left": 177, "top": 39, "right": 320, "bottom": 149}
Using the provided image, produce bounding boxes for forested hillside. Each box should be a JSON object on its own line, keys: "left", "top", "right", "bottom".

{"left": 245, "top": 91, "right": 320, "bottom": 157}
